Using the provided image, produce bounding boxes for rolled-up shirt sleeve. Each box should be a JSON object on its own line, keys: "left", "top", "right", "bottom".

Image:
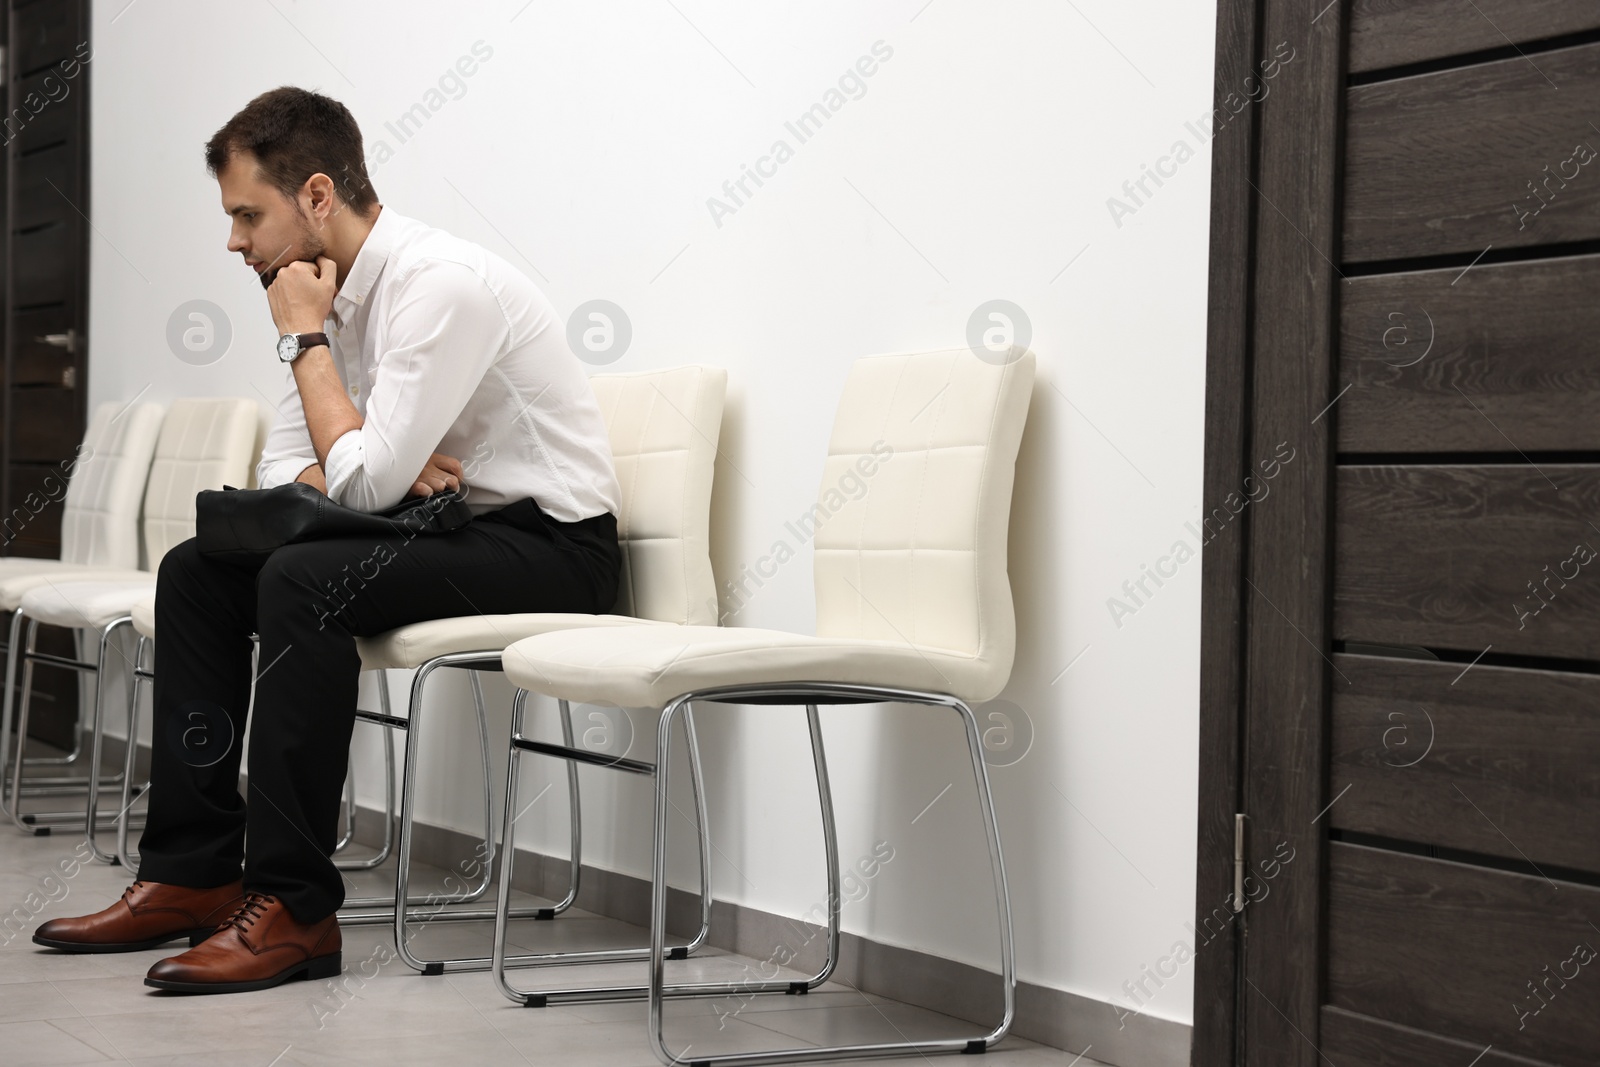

{"left": 324, "top": 259, "right": 510, "bottom": 512}
{"left": 256, "top": 371, "right": 321, "bottom": 489}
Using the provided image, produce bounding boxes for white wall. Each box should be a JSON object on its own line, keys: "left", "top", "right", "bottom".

{"left": 87, "top": 0, "right": 1214, "bottom": 1029}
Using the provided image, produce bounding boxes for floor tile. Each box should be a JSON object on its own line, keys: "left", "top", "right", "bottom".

{"left": 0, "top": 977, "right": 79, "bottom": 1022}
{"left": 0, "top": 1018, "right": 117, "bottom": 1066}
{"left": 739, "top": 999, "right": 991, "bottom": 1045}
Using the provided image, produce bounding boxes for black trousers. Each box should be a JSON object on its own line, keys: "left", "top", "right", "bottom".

{"left": 133, "top": 496, "right": 621, "bottom": 925}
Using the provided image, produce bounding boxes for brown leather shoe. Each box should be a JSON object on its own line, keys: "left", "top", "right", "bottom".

{"left": 144, "top": 890, "right": 341, "bottom": 993}
{"left": 32, "top": 879, "right": 245, "bottom": 953}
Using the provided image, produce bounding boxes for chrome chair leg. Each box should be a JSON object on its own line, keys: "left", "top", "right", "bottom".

{"left": 545, "top": 698, "right": 584, "bottom": 914}
{"left": 384, "top": 690, "right": 595, "bottom": 978}
{"left": 84, "top": 617, "right": 134, "bottom": 863}
{"left": 0, "top": 610, "right": 84, "bottom": 769}
{"left": 682, "top": 703, "right": 715, "bottom": 949}
{"left": 332, "top": 748, "right": 358, "bottom": 855}
{"left": 5, "top": 618, "right": 44, "bottom": 834}
{"left": 343, "top": 656, "right": 497, "bottom": 914}
{"left": 47, "top": 628, "right": 90, "bottom": 768}
{"left": 953, "top": 693, "right": 1019, "bottom": 1038}
{"left": 640, "top": 684, "right": 1016, "bottom": 1066}
{"left": 0, "top": 611, "right": 104, "bottom": 816}
{"left": 371, "top": 677, "right": 398, "bottom": 867}
{"left": 452, "top": 696, "right": 586, "bottom": 923}
{"left": 472, "top": 670, "right": 496, "bottom": 885}
{"left": 489, "top": 694, "right": 724, "bottom": 1002}
{"left": 344, "top": 654, "right": 713, "bottom": 978}
{"left": 116, "top": 634, "right": 154, "bottom": 869}
{"left": 62, "top": 628, "right": 90, "bottom": 766}
{"left": 343, "top": 657, "right": 499, "bottom": 911}
{"left": 6, "top": 616, "right": 133, "bottom": 835}
{"left": 11, "top": 626, "right": 94, "bottom": 774}
{"left": 802, "top": 703, "right": 841, "bottom": 987}
{"left": 333, "top": 673, "right": 397, "bottom": 871}
{"left": 5, "top": 607, "right": 131, "bottom": 831}
{"left": 0, "top": 609, "right": 26, "bottom": 819}
{"left": 374, "top": 713, "right": 397, "bottom": 865}
{"left": 387, "top": 658, "right": 523, "bottom": 970}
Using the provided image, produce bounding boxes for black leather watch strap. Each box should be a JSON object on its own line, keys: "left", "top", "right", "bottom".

{"left": 296, "top": 332, "right": 330, "bottom": 353}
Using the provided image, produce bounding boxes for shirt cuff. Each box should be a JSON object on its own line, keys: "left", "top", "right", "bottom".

{"left": 258, "top": 457, "right": 319, "bottom": 490}
{"left": 323, "top": 428, "right": 366, "bottom": 507}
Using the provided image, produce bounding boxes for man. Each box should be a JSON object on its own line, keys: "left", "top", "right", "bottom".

{"left": 31, "top": 86, "right": 623, "bottom": 993}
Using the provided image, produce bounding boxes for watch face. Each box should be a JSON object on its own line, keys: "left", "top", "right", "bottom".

{"left": 277, "top": 334, "right": 300, "bottom": 362}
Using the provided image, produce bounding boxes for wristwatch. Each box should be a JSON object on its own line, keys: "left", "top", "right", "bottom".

{"left": 277, "top": 332, "right": 329, "bottom": 363}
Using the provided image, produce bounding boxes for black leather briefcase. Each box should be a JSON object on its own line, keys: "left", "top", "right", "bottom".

{"left": 195, "top": 480, "right": 474, "bottom": 565}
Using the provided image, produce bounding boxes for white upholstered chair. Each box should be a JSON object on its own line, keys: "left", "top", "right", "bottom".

{"left": 4, "top": 398, "right": 259, "bottom": 850}
{"left": 332, "top": 365, "right": 728, "bottom": 978}
{"left": 0, "top": 399, "right": 164, "bottom": 830}
{"left": 492, "top": 347, "right": 1033, "bottom": 1066}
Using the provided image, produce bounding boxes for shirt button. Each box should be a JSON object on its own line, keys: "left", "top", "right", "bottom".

{"left": 348, "top": 384, "right": 358, "bottom": 398}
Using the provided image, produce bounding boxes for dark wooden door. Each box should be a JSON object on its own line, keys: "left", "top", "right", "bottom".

{"left": 1194, "top": 3, "right": 1600, "bottom": 1065}
{"left": 2, "top": 0, "right": 91, "bottom": 750}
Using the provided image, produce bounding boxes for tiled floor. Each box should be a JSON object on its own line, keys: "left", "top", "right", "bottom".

{"left": 0, "top": 808, "right": 1108, "bottom": 1066}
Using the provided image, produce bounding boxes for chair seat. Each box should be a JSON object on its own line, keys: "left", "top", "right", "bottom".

{"left": 355, "top": 613, "right": 673, "bottom": 671}
{"left": 0, "top": 558, "right": 99, "bottom": 580}
{"left": 502, "top": 624, "right": 992, "bottom": 708}
{"left": 1, "top": 569, "right": 154, "bottom": 612}
{"left": 132, "top": 591, "right": 157, "bottom": 638}
{"left": 16, "top": 578, "right": 158, "bottom": 630}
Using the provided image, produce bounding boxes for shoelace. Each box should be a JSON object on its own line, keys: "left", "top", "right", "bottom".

{"left": 219, "top": 891, "right": 276, "bottom": 934}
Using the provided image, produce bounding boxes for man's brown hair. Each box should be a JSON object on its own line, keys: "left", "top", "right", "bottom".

{"left": 205, "top": 86, "right": 377, "bottom": 217}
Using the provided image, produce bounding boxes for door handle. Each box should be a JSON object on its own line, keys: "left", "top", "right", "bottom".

{"left": 34, "top": 328, "right": 77, "bottom": 354}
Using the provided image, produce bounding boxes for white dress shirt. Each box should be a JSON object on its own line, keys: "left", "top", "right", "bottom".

{"left": 255, "top": 205, "right": 621, "bottom": 523}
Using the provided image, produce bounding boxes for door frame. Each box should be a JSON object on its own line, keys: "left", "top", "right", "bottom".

{"left": 1192, "top": 0, "right": 1347, "bottom": 1064}
{"left": 1, "top": 0, "right": 95, "bottom": 750}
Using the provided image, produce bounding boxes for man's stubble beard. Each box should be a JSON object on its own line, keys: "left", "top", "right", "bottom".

{"left": 260, "top": 210, "right": 328, "bottom": 291}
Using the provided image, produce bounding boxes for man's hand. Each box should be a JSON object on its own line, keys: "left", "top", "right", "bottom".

{"left": 294, "top": 456, "right": 461, "bottom": 501}
{"left": 267, "top": 255, "right": 338, "bottom": 335}
{"left": 411, "top": 452, "right": 463, "bottom": 497}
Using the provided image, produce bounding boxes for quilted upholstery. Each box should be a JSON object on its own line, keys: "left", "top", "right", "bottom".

{"left": 0, "top": 399, "right": 160, "bottom": 608}
{"left": 48, "top": 399, "right": 163, "bottom": 569}
{"left": 1, "top": 398, "right": 258, "bottom": 616}
{"left": 591, "top": 365, "right": 726, "bottom": 626}
{"left": 139, "top": 397, "right": 260, "bottom": 570}
{"left": 502, "top": 347, "right": 1037, "bottom": 707}
{"left": 354, "top": 365, "right": 726, "bottom": 669}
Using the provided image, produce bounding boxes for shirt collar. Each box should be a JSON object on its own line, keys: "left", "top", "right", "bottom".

{"left": 331, "top": 204, "right": 400, "bottom": 329}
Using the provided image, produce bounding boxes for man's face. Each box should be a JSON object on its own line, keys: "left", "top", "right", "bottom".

{"left": 218, "top": 152, "right": 327, "bottom": 290}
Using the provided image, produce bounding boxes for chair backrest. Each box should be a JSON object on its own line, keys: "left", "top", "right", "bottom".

{"left": 810, "top": 347, "right": 1036, "bottom": 702}
{"left": 140, "top": 397, "right": 261, "bottom": 570}
{"left": 590, "top": 366, "right": 727, "bottom": 626}
{"left": 57, "top": 400, "right": 165, "bottom": 569}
